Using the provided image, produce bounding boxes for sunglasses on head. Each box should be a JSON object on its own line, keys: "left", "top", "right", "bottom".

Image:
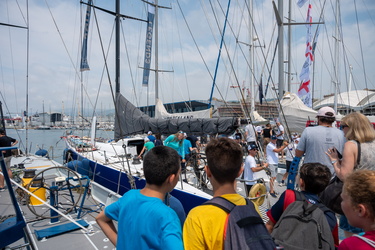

{"left": 340, "top": 123, "right": 349, "bottom": 129}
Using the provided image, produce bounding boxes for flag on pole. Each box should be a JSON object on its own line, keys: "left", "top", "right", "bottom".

{"left": 298, "top": 3, "right": 313, "bottom": 108}
{"left": 80, "top": 0, "right": 92, "bottom": 72}
{"left": 142, "top": 1, "right": 155, "bottom": 87}
{"left": 297, "top": 0, "right": 308, "bottom": 8}
{"left": 259, "top": 76, "right": 264, "bottom": 105}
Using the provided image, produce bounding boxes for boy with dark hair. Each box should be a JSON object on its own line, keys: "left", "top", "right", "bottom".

{"left": 96, "top": 146, "right": 183, "bottom": 250}
{"left": 183, "top": 138, "right": 273, "bottom": 249}
{"left": 266, "top": 162, "right": 339, "bottom": 246}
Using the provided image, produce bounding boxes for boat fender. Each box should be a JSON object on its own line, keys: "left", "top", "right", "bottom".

{"left": 248, "top": 183, "right": 267, "bottom": 207}
{"left": 80, "top": 158, "right": 92, "bottom": 178}
{"left": 35, "top": 149, "right": 49, "bottom": 158}
{"left": 66, "top": 160, "right": 82, "bottom": 172}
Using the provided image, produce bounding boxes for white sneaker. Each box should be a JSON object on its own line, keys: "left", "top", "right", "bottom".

{"left": 278, "top": 182, "right": 285, "bottom": 187}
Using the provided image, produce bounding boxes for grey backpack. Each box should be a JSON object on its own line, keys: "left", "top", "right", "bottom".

{"left": 271, "top": 191, "right": 335, "bottom": 250}
{"left": 204, "top": 196, "right": 275, "bottom": 250}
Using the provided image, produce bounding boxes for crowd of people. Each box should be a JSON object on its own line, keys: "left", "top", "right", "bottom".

{"left": 93, "top": 107, "right": 375, "bottom": 249}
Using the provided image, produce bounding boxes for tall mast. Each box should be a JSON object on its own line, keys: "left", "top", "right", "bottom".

{"left": 115, "top": 0, "right": 120, "bottom": 95}
{"left": 287, "top": 0, "right": 292, "bottom": 92}
{"left": 277, "top": 0, "right": 284, "bottom": 100}
{"left": 250, "top": 0, "right": 255, "bottom": 119}
{"left": 155, "top": 0, "right": 159, "bottom": 102}
{"left": 333, "top": 0, "right": 339, "bottom": 113}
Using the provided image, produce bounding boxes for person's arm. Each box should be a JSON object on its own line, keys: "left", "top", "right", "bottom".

{"left": 295, "top": 149, "right": 304, "bottom": 158}
{"left": 273, "top": 141, "right": 289, "bottom": 153}
{"left": 251, "top": 162, "right": 268, "bottom": 172}
{"left": 326, "top": 141, "right": 357, "bottom": 181}
{"left": 96, "top": 211, "right": 118, "bottom": 246}
{"left": 265, "top": 220, "right": 275, "bottom": 234}
{"left": 138, "top": 146, "right": 146, "bottom": 158}
{"left": 12, "top": 140, "right": 18, "bottom": 146}
{"left": 179, "top": 142, "right": 185, "bottom": 161}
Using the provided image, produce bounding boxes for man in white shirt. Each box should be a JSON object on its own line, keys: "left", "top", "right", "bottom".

{"left": 243, "top": 144, "right": 268, "bottom": 195}
{"left": 266, "top": 135, "right": 288, "bottom": 198}
{"left": 245, "top": 123, "right": 257, "bottom": 147}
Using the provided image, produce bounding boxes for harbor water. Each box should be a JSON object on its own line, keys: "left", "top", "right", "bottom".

{"left": 5, "top": 128, "right": 115, "bottom": 164}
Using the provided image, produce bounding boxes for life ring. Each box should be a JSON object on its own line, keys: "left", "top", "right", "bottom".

{"left": 248, "top": 183, "right": 267, "bottom": 207}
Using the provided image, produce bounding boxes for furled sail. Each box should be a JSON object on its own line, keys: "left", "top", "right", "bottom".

{"left": 114, "top": 93, "right": 239, "bottom": 139}
{"left": 280, "top": 92, "right": 317, "bottom": 133}
{"left": 155, "top": 99, "right": 212, "bottom": 119}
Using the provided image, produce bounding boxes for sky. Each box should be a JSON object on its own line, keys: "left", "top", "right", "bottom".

{"left": 0, "top": 0, "right": 374, "bottom": 118}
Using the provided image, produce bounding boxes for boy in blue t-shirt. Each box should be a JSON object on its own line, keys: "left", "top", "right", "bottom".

{"left": 96, "top": 146, "right": 183, "bottom": 250}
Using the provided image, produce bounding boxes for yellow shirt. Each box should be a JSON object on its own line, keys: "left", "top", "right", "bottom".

{"left": 183, "top": 193, "right": 246, "bottom": 250}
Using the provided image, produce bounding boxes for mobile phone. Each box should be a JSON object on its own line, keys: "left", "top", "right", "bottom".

{"left": 332, "top": 147, "right": 342, "bottom": 159}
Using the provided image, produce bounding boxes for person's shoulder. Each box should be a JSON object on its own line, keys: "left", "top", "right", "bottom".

{"left": 338, "top": 234, "right": 374, "bottom": 250}
{"left": 187, "top": 201, "right": 226, "bottom": 219}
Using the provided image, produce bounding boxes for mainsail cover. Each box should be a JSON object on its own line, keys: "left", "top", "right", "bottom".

{"left": 155, "top": 99, "right": 212, "bottom": 119}
{"left": 280, "top": 92, "right": 317, "bottom": 133}
{"left": 115, "top": 93, "right": 239, "bottom": 139}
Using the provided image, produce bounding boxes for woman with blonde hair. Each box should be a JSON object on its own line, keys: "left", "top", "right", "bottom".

{"left": 327, "top": 112, "right": 375, "bottom": 181}
{"left": 326, "top": 112, "right": 375, "bottom": 237}
{"left": 339, "top": 170, "right": 375, "bottom": 249}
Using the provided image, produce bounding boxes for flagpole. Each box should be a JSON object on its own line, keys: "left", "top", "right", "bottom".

{"left": 287, "top": 0, "right": 292, "bottom": 93}
{"left": 277, "top": 0, "right": 284, "bottom": 100}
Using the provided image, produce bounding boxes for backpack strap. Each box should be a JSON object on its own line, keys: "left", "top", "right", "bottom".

{"left": 294, "top": 190, "right": 306, "bottom": 202}
{"left": 203, "top": 196, "right": 237, "bottom": 213}
{"left": 291, "top": 190, "right": 321, "bottom": 215}
{"left": 354, "top": 235, "right": 375, "bottom": 247}
{"left": 203, "top": 197, "right": 264, "bottom": 226}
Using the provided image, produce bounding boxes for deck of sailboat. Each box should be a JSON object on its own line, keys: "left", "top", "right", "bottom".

{"left": 0, "top": 154, "right": 111, "bottom": 249}
{"left": 0, "top": 183, "right": 110, "bottom": 249}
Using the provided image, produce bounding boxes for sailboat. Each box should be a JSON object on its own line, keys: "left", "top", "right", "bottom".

{"left": 0, "top": 5, "right": 114, "bottom": 247}
{"left": 61, "top": 0, "right": 247, "bottom": 217}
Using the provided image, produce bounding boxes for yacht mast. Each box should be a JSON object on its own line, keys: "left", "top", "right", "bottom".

{"left": 277, "top": 0, "right": 284, "bottom": 100}
{"left": 115, "top": 0, "right": 120, "bottom": 94}
{"left": 155, "top": 0, "right": 159, "bottom": 102}
{"left": 250, "top": 0, "right": 255, "bottom": 119}
{"left": 287, "top": 0, "right": 292, "bottom": 92}
{"left": 333, "top": 0, "right": 340, "bottom": 113}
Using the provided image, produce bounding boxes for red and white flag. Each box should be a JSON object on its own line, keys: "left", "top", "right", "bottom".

{"left": 298, "top": 3, "right": 313, "bottom": 108}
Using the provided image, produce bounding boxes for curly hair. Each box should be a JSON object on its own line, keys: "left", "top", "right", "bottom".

{"left": 343, "top": 170, "right": 375, "bottom": 219}
{"left": 341, "top": 112, "right": 375, "bottom": 143}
